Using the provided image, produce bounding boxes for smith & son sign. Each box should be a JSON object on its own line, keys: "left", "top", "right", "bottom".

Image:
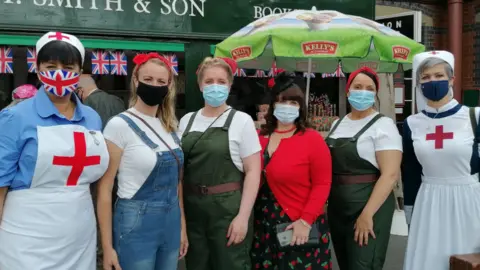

{"left": 0, "top": 0, "right": 374, "bottom": 39}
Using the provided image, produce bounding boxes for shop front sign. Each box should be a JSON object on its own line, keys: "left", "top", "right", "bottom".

{"left": 0, "top": 0, "right": 374, "bottom": 39}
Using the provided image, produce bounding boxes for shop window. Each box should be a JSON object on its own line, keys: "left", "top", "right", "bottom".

{"left": 228, "top": 72, "right": 339, "bottom": 132}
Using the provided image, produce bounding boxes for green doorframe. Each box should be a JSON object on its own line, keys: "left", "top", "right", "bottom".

{"left": 0, "top": 34, "right": 185, "bottom": 52}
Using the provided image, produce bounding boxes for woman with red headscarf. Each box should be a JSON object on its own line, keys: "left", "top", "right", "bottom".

{"left": 325, "top": 67, "right": 402, "bottom": 270}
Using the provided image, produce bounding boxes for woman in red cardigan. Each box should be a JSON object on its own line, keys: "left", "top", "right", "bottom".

{"left": 251, "top": 72, "right": 332, "bottom": 270}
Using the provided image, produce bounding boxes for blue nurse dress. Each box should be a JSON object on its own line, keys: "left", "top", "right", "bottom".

{"left": 0, "top": 88, "right": 109, "bottom": 269}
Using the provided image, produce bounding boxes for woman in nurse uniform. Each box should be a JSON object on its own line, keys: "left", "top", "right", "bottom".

{"left": 178, "top": 57, "right": 261, "bottom": 270}
{"left": 403, "top": 51, "right": 480, "bottom": 270}
{"left": 0, "top": 32, "right": 109, "bottom": 269}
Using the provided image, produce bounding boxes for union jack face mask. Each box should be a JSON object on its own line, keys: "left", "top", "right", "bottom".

{"left": 39, "top": 69, "right": 80, "bottom": 97}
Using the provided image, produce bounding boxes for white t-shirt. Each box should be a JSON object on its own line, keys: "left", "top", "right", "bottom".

{"left": 103, "top": 108, "right": 181, "bottom": 199}
{"left": 178, "top": 108, "right": 261, "bottom": 172}
{"left": 328, "top": 112, "right": 403, "bottom": 169}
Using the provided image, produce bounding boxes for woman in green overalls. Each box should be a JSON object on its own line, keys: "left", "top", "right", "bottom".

{"left": 178, "top": 57, "right": 262, "bottom": 270}
{"left": 325, "top": 67, "right": 402, "bottom": 270}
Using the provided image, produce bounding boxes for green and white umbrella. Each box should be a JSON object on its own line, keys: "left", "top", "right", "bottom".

{"left": 214, "top": 8, "right": 425, "bottom": 101}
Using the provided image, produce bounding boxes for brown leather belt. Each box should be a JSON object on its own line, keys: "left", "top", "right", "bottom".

{"left": 184, "top": 182, "right": 242, "bottom": 195}
{"left": 333, "top": 174, "right": 378, "bottom": 185}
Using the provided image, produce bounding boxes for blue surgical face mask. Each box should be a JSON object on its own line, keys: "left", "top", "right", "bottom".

{"left": 348, "top": 90, "right": 376, "bottom": 111}
{"left": 203, "top": 84, "right": 229, "bottom": 107}
{"left": 274, "top": 103, "right": 300, "bottom": 124}
{"left": 421, "top": 80, "right": 450, "bottom": 101}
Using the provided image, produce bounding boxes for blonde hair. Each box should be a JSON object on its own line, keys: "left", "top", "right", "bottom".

{"left": 196, "top": 57, "right": 234, "bottom": 84}
{"left": 129, "top": 58, "right": 178, "bottom": 132}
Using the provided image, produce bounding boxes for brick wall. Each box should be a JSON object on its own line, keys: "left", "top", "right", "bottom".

{"left": 377, "top": 0, "right": 479, "bottom": 104}
{"left": 376, "top": 0, "right": 446, "bottom": 48}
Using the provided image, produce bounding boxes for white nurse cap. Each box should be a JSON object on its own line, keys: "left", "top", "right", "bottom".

{"left": 413, "top": 50, "right": 454, "bottom": 72}
{"left": 36, "top": 31, "right": 85, "bottom": 64}
{"left": 412, "top": 50, "right": 455, "bottom": 112}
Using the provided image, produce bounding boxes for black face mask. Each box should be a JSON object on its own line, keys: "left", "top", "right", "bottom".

{"left": 136, "top": 81, "right": 169, "bottom": 106}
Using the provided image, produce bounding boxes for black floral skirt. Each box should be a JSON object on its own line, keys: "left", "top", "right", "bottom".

{"left": 251, "top": 182, "right": 332, "bottom": 270}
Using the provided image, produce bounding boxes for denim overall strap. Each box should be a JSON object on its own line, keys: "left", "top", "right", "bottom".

{"left": 170, "top": 132, "right": 181, "bottom": 146}
{"left": 117, "top": 114, "right": 159, "bottom": 150}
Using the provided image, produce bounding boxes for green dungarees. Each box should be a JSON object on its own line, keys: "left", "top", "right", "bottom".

{"left": 181, "top": 109, "right": 252, "bottom": 270}
{"left": 325, "top": 114, "right": 395, "bottom": 270}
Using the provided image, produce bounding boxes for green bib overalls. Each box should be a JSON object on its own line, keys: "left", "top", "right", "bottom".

{"left": 181, "top": 109, "right": 252, "bottom": 270}
{"left": 325, "top": 114, "right": 395, "bottom": 270}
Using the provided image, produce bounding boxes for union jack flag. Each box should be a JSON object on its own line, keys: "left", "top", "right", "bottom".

{"left": 92, "top": 50, "right": 110, "bottom": 75}
{"left": 109, "top": 51, "right": 127, "bottom": 76}
{"left": 27, "top": 48, "right": 37, "bottom": 73}
{"left": 163, "top": 54, "right": 178, "bottom": 75}
{"left": 251, "top": 70, "right": 267, "bottom": 78}
{"left": 39, "top": 70, "right": 80, "bottom": 97}
{"left": 321, "top": 63, "right": 345, "bottom": 78}
{"left": 268, "top": 62, "right": 285, "bottom": 77}
{"left": 0, "top": 46, "right": 13, "bottom": 74}
{"left": 234, "top": 68, "right": 247, "bottom": 77}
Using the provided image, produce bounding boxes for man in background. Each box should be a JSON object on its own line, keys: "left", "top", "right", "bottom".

{"left": 77, "top": 75, "right": 125, "bottom": 129}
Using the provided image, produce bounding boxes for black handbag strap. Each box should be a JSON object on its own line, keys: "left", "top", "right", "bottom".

{"left": 469, "top": 107, "right": 480, "bottom": 181}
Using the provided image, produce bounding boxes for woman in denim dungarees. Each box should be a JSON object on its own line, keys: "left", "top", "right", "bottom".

{"left": 97, "top": 53, "right": 187, "bottom": 270}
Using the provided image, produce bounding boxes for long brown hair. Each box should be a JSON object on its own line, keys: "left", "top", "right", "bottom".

{"left": 260, "top": 72, "right": 310, "bottom": 135}
{"left": 129, "top": 58, "right": 178, "bottom": 132}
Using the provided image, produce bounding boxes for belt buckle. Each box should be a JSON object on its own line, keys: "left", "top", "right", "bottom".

{"left": 198, "top": 185, "right": 208, "bottom": 195}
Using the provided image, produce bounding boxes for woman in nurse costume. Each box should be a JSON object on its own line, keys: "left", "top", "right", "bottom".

{"left": 0, "top": 32, "right": 109, "bottom": 269}
{"left": 403, "top": 50, "right": 480, "bottom": 270}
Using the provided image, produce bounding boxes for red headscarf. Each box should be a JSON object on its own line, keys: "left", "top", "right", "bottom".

{"left": 195, "top": 57, "right": 238, "bottom": 75}
{"left": 218, "top": 57, "right": 238, "bottom": 73}
{"left": 346, "top": 67, "right": 379, "bottom": 92}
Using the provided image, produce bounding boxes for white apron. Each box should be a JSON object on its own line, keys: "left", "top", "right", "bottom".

{"left": 0, "top": 125, "right": 109, "bottom": 270}
{"left": 404, "top": 105, "right": 480, "bottom": 270}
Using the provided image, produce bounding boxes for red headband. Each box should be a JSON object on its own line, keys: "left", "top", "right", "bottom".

{"left": 133, "top": 52, "right": 173, "bottom": 74}
{"left": 195, "top": 57, "right": 238, "bottom": 75}
{"left": 346, "top": 66, "right": 379, "bottom": 92}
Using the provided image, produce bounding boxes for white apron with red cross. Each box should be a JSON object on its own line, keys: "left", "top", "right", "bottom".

{"left": 0, "top": 125, "right": 109, "bottom": 270}
{"left": 404, "top": 104, "right": 480, "bottom": 270}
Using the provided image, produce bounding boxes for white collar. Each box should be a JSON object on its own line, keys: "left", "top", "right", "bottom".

{"left": 424, "top": 99, "right": 458, "bottom": 113}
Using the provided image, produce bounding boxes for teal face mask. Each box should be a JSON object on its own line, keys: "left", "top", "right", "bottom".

{"left": 273, "top": 104, "right": 300, "bottom": 124}
{"left": 347, "top": 90, "right": 375, "bottom": 111}
{"left": 202, "top": 84, "right": 229, "bottom": 107}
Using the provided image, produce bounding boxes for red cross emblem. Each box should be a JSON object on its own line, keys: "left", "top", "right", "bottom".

{"left": 53, "top": 132, "right": 101, "bottom": 186}
{"left": 426, "top": 125, "right": 454, "bottom": 149}
{"left": 48, "top": 32, "right": 70, "bottom": 41}
{"left": 430, "top": 51, "right": 438, "bottom": 55}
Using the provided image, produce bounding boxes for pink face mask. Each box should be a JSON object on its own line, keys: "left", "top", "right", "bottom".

{"left": 12, "top": 84, "right": 38, "bottom": 100}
